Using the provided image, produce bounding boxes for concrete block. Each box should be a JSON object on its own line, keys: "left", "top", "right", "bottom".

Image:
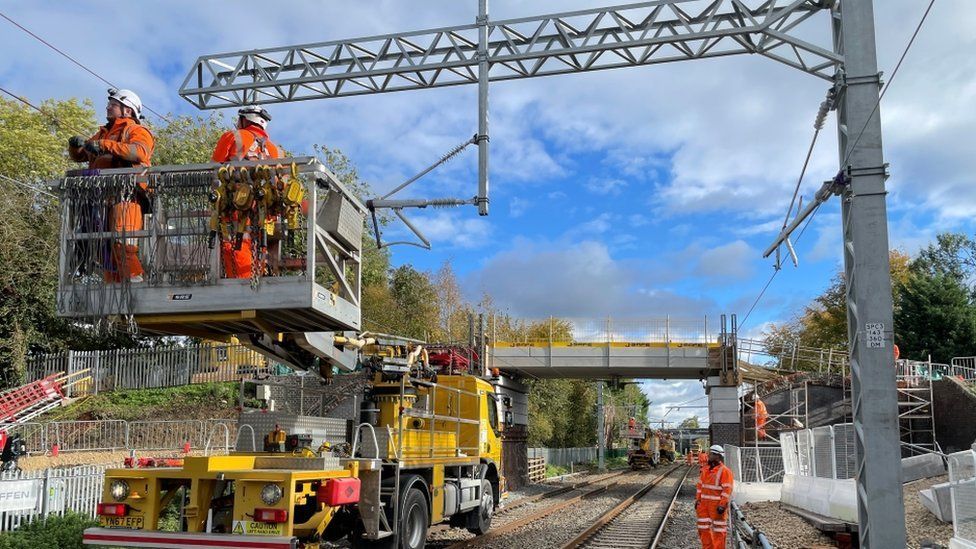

{"left": 951, "top": 537, "right": 976, "bottom": 549}
{"left": 918, "top": 482, "right": 953, "bottom": 522}
{"left": 780, "top": 474, "right": 857, "bottom": 523}
{"left": 902, "top": 453, "right": 946, "bottom": 483}
{"left": 732, "top": 482, "right": 781, "bottom": 505}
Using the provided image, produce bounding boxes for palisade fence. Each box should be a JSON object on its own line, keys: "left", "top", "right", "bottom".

{"left": 724, "top": 445, "right": 786, "bottom": 483}
{"left": 8, "top": 418, "right": 236, "bottom": 455}
{"left": 781, "top": 423, "right": 857, "bottom": 480}
{"left": 528, "top": 447, "right": 597, "bottom": 467}
{"left": 0, "top": 465, "right": 106, "bottom": 532}
{"left": 25, "top": 343, "right": 283, "bottom": 396}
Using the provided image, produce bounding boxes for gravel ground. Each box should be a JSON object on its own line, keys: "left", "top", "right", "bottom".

{"left": 905, "top": 474, "right": 953, "bottom": 549}
{"left": 656, "top": 468, "right": 700, "bottom": 549}
{"left": 740, "top": 501, "right": 835, "bottom": 548}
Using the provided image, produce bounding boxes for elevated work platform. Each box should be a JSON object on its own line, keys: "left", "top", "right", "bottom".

{"left": 55, "top": 157, "right": 366, "bottom": 348}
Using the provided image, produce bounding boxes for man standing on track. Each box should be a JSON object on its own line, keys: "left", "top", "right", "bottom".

{"left": 695, "top": 444, "right": 734, "bottom": 549}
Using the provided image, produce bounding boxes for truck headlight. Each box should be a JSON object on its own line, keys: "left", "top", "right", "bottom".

{"left": 260, "top": 483, "right": 283, "bottom": 505}
{"left": 109, "top": 480, "right": 130, "bottom": 502}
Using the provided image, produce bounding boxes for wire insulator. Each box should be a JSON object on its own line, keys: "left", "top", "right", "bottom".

{"left": 814, "top": 89, "right": 836, "bottom": 130}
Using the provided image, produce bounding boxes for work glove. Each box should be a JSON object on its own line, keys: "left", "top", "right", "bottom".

{"left": 68, "top": 135, "right": 85, "bottom": 148}
{"left": 83, "top": 140, "right": 103, "bottom": 155}
{"left": 716, "top": 505, "right": 726, "bottom": 515}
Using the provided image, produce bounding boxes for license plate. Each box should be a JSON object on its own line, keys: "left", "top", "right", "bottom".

{"left": 99, "top": 515, "right": 144, "bottom": 529}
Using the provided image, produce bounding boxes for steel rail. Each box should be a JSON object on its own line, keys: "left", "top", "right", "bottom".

{"left": 559, "top": 465, "right": 687, "bottom": 549}
{"left": 444, "top": 470, "right": 642, "bottom": 549}
{"left": 651, "top": 466, "right": 694, "bottom": 548}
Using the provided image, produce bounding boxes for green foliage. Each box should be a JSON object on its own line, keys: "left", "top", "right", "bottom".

{"left": 679, "top": 416, "right": 700, "bottom": 429}
{"left": 545, "top": 464, "right": 569, "bottom": 477}
{"left": 763, "top": 249, "right": 910, "bottom": 366}
{"left": 0, "top": 97, "right": 137, "bottom": 385}
{"left": 895, "top": 273, "right": 976, "bottom": 362}
{"left": 48, "top": 382, "right": 238, "bottom": 421}
{"left": 389, "top": 266, "right": 439, "bottom": 339}
{"left": 0, "top": 512, "right": 97, "bottom": 549}
{"left": 151, "top": 113, "right": 227, "bottom": 165}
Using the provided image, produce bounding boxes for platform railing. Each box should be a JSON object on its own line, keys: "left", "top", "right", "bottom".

{"left": 54, "top": 157, "right": 366, "bottom": 335}
{"left": 490, "top": 316, "right": 715, "bottom": 347}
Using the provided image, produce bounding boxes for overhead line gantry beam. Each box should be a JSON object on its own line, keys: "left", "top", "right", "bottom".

{"left": 179, "top": 0, "right": 839, "bottom": 108}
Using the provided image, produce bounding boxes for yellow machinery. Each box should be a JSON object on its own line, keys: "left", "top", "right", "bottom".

{"left": 83, "top": 342, "right": 504, "bottom": 549}
{"left": 627, "top": 428, "right": 660, "bottom": 470}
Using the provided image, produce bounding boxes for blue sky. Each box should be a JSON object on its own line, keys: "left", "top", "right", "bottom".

{"left": 3, "top": 0, "right": 974, "bottom": 424}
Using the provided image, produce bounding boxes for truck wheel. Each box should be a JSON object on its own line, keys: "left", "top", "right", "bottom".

{"left": 466, "top": 479, "right": 494, "bottom": 535}
{"left": 350, "top": 488, "right": 428, "bottom": 549}
{"left": 399, "top": 488, "right": 429, "bottom": 549}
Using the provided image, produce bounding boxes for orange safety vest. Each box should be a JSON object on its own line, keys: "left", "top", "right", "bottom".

{"left": 212, "top": 126, "right": 280, "bottom": 162}
{"left": 755, "top": 399, "right": 768, "bottom": 438}
{"left": 696, "top": 462, "right": 734, "bottom": 508}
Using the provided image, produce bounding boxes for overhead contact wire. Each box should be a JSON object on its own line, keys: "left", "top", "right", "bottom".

{"left": 0, "top": 10, "right": 174, "bottom": 124}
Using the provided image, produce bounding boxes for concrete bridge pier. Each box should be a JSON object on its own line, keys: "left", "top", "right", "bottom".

{"left": 708, "top": 375, "right": 741, "bottom": 446}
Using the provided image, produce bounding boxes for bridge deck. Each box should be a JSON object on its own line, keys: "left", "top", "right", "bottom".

{"left": 490, "top": 341, "right": 719, "bottom": 380}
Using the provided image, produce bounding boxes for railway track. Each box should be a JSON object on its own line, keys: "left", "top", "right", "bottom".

{"left": 428, "top": 469, "right": 637, "bottom": 549}
{"left": 559, "top": 465, "right": 691, "bottom": 549}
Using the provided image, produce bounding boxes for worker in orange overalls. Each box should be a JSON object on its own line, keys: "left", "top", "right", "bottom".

{"left": 68, "top": 88, "right": 154, "bottom": 283}
{"left": 698, "top": 451, "right": 708, "bottom": 467}
{"left": 755, "top": 397, "right": 768, "bottom": 439}
{"left": 695, "top": 445, "right": 734, "bottom": 549}
{"left": 211, "top": 106, "right": 280, "bottom": 278}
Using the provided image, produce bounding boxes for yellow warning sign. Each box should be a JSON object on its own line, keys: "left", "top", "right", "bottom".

{"left": 231, "top": 520, "right": 284, "bottom": 536}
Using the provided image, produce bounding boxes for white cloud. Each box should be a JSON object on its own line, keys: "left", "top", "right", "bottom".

{"left": 392, "top": 211, "right": 492, "bottom": 249}
{"left": 509, "top": 197, "right": 528, "bottom": 218}
{"left": 628, "top": 214, "right": 650, "bottom": 228}
{"left": 467, "top": 238, "right": 716, "bottom": 317}
{"left": 584, "top": 177, "right": 627, "bottom": 196}
{"left": 695, "top": 240, "right": 756, "bottom": 281}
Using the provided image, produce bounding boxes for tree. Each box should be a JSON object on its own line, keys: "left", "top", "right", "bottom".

{"left": 389, "top": 265, "right": 438, "bottom": 339}
{"left": 911, "top": 233, "right": 976, "bottom": 284}
{"left": 151, "top": 113, "right": 227, "bottom": 165}
{"left": 764, "top": 249, "right": 911, "bottom": 362}
{"left": 895, "top": 273, "right": 976, "bottom": 362}
{"left": 679, "top": 416, "right": 700, "bottom": 429}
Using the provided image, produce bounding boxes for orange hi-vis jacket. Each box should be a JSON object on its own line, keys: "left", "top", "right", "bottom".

{"left": 696, "top": 462, "right": 734, "bottom": 549}
{"left": 211, "top": 125, "right": 280, "bottom": 162}
{"left": 211, "top": 125, "right": 281, "bottom": 279}
{"left": 755, "top": 398, "right": 769, "bottom": 439}
{"left": 69, "top": 117, "right": 154, "bottom": 169}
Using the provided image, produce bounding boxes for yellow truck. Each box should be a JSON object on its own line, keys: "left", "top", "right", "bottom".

{"left": 82, "top": 367, "right": 503, "bottom": 549}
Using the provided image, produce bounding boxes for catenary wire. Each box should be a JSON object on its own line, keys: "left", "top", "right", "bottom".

{"left": 0, "top": 85, "right": 91, "bottom": 136}
{"left": 0, "top": 10, "right": 174, "bottom": 124}
{"left": 740, "top": 203, "right": 822, "bottom": 330}
{"left": 748, "top": 0, "right": 937, "bottom": 330}
{"left": 841, "top": 0, "right": 937, "bottom": 168}
{"left": 0, "top": 173, "right": 57, "bottom": 198}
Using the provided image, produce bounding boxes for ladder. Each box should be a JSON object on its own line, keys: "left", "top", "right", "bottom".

{"left": 0, "top": 371, "right": 90, "bottom": 429}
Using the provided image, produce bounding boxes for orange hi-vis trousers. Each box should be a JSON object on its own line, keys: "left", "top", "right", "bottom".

{"left": 696, "top": 463, "right": 734, "bottom": 549}
{"left": 105, "top": 201, "right": 144, "bottom": 282}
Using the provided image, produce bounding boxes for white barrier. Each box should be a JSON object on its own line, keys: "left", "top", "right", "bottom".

{"left": 528, "top": 447, "right": 598, "bottom": 467}
{"left": 0, "top": 465, "right": 107, "bottom": 532}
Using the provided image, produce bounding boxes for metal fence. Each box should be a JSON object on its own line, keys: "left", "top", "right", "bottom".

{"left": 492, "top": 317, "right": 715, "bottom": 346}
{"left": 781, "top": 423, "right": 856, "bottom": 480}
{"left": 948, "top": 449, "right": 976, "bottom": 544}
{"left": 25, "top": 343, "right": 282, "bottom": 396}
{"left": 10, "top": 418, "right": 237, "bottom": 455}
{"left": 725, "top": 445, "right": 785, "bottom": 483}
{"left": 0, "top": 465, "right": 107, "bottom": 532}
{"left": 528, "top": 447, "right": 598, "bottom": 467}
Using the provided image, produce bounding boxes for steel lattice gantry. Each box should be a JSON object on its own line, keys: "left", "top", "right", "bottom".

{"left": 179, "top": 1, "right": 906, "bottom": 546}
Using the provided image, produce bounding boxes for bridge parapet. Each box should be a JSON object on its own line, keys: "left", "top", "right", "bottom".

{"left": 491, "top": 316, "right": 717, "bottom": 348}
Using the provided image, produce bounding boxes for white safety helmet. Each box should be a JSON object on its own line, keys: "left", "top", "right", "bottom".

{"left": 107, "top": 88, "right": 143, "bottom": 120}
{"left": 709, "top": 444, "right": 725, "bottom": 457}
{"left": 238, "top": 106, "right": 272, "bottom": 129}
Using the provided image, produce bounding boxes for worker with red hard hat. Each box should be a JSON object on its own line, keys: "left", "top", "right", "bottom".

{"left": 695, "top": 444, "right": 734, "bottom": 549}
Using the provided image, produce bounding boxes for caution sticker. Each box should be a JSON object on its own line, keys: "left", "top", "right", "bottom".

{"left": 232, "top": 520, "right": 285, "bottom": 536}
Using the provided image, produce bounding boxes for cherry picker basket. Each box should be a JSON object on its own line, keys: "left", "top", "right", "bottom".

{"left": 56, "top": 157, "right": 366, "bottom": 338}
